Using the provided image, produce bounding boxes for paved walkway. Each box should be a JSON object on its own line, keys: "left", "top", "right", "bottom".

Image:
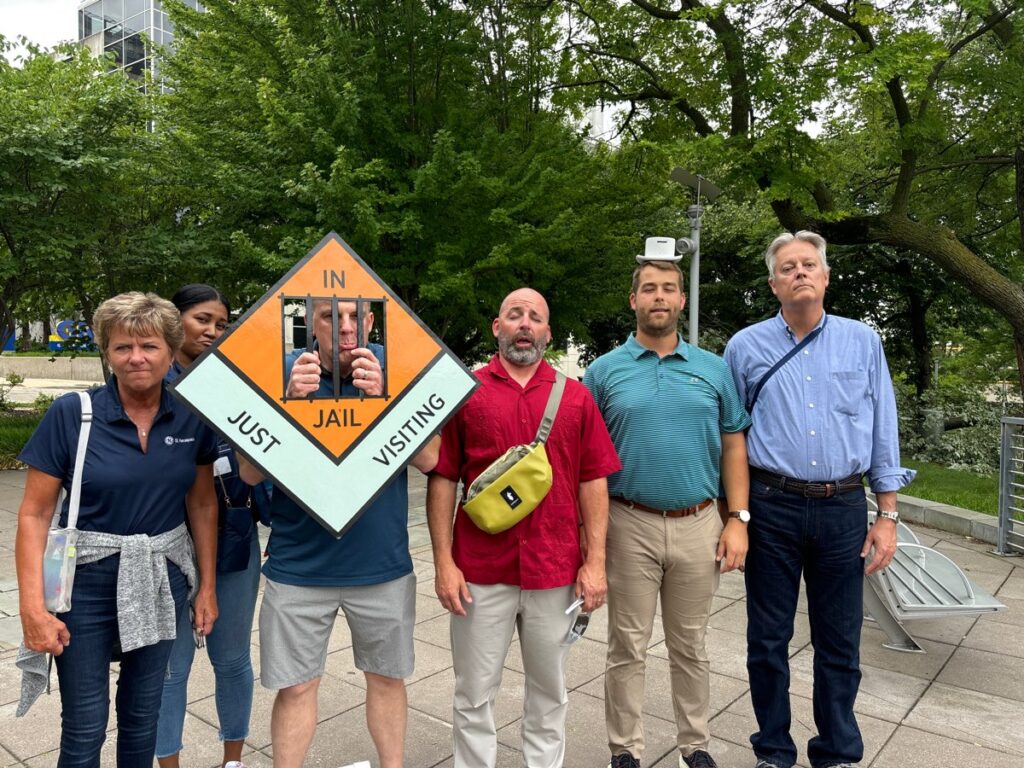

{"left": 3, "top": 379, "right": 96, "bottom": 406}
{"left": 0, "top": 470, "right": 1022, "bottom": 767}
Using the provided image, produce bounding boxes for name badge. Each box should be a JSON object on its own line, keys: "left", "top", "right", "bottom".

{"left": 213, "top": 456, "right": 232, "bottom": 477}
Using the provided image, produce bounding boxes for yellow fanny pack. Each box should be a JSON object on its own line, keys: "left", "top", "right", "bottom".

{"left": 462, "top": 373, "right": 567, "bottom": 534}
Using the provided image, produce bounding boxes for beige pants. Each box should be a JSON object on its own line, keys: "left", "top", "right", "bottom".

{"left": 605, "top": 499, "right": 723, "bottom": 758}
{"left": 450, "top": 582, "right": 576, "bottom": 768}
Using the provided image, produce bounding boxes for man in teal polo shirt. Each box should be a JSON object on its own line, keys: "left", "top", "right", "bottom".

{"left": 584, "top": 258, "right": 751, "bottom": 768}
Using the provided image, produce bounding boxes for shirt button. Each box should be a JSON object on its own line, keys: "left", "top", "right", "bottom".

{"left": 803, "top": 350, "right": 810, "bottom": 355}
{"left": 521, "top": 418, "right": 527, "bottom": 424}
{"left": 810, "top": 430, "right": 816, "bottom": 436}
{"left": 806, "top": 376, "right": 812, "bottom": 381}
{"left": 808, "top": 403, "right": 815, "bottom": 408}
{"left": 811, "top": 460, "right": 818, "bottom": 466}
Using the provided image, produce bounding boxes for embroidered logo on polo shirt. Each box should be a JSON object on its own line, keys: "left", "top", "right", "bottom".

{"left": 500, "top": 486, "right": 522, "bottom": 509}
{"left": 164, "top": 436, "right": 196, "bottom": 445}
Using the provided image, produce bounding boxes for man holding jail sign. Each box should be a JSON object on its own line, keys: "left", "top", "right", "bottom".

{"left": 286, "top": 298, "right": 383, "bottom": 398}
{"left": 241, "top": 295, "right": 438, "bottom": 768}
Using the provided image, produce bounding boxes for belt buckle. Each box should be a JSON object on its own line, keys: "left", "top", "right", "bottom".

{"left": 804, "top": 482, "right": 828, "bottom": 498}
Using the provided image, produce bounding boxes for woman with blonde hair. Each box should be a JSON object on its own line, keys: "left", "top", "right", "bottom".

{"left": 16, "top": 291, "right": 219, "bottom": 767}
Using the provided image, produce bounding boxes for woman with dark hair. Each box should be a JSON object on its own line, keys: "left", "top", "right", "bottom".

{"left": 16, "top": 292, "right": 220, "bottom": 767}
{"left": 156, "top": 284, "right": 263, "bottom": 768}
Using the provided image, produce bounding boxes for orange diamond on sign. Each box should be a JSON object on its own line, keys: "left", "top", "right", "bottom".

{"left": 170, "top": 233, "right": 478, "bottom": 536}
{"left": 210, "top": 234, "right": 446, "bottom": 462}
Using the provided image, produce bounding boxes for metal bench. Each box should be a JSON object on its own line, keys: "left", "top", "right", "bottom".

{"left": 863, "top": 507, "right": 1005, "bottom": 652}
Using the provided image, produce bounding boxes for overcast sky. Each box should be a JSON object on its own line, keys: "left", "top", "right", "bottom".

{"left": 0, "top": 0, "right": 79, "bottom": 62}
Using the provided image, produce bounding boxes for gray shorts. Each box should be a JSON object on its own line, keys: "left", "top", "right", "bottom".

{"left": 259, "top": 572, "right": 416, "bottom": 689}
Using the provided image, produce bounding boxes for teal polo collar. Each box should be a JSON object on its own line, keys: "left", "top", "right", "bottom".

{"left": 623, "top": 332, "right": 689, "bottom": 361}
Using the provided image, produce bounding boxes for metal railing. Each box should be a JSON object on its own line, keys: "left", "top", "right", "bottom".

{"left": 996, "top": 416, "right": 1024, "bottom": 556}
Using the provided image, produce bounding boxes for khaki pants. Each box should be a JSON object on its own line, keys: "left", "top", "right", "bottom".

{"left": 605, "top": 499, "right": 723, "bottom": 758}
{"left": 450, "top": 582, "right": 576, "bottom": 768}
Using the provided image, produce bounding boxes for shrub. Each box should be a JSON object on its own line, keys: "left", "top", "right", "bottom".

{"left": 0, "top": 411, "right": 45, "bottom": 469}
{"left": 897, "top": 380, "right": 1004, "bottom": 474}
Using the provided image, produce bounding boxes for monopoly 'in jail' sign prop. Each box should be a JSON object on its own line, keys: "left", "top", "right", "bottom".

{"left": 171, "top": 232, "right": 479, "bottom": 537}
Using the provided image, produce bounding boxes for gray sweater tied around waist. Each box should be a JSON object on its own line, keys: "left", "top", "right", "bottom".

{"left": 16, "top": 523, "right": 198, "bottom": 716}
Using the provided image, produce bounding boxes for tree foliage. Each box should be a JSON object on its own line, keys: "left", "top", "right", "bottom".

{"left": 156, "top": 0, "right": 676, "bottom": 359}
{"left": 0, "top": 39, "right": 169, "bottom": 353}
{"left": 558, "top": 0, "right": 1024, "bottom": 392}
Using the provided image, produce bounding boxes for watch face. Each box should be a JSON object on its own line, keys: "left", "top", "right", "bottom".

{"left": 739, "top": 509, "right": 751, "bottom": 523}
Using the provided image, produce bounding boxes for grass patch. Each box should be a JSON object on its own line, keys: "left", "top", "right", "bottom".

{"left": 903, "top": 459, "right": 999, "bottom": 516}
{"left": 0, "top": 410, "right": 45, "bottom": 469}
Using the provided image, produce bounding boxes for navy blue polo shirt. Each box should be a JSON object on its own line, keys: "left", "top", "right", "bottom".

{"left": 20, "top": 379, "right": 218, "bottom": 536}
{"left": 263, "top": 345, "right": 412, "bottom": 587}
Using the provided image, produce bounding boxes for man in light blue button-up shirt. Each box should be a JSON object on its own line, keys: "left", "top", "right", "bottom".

{"left": 724, "top": 231, "right": 915, "bottom": 768}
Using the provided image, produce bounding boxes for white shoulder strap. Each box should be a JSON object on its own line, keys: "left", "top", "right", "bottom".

{"left": 64, "top": 391, "right": 93, "bottom": 531}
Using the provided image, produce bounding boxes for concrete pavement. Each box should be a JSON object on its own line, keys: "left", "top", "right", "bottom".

{"left": 0, "top": 470, "right": 1022, "bottom": 767}
{"left": 2, "top": 379, "right": 97, "bottom": 407}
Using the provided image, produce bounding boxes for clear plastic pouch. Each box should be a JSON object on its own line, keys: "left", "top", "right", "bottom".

{"left": 43, "top": 528, "right": 79, "bottom": 614}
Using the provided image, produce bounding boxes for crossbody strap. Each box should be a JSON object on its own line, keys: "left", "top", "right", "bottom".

{"left": 64, "top": 391, "right": 94, "bottom": 531}
{"left": 534, "top": 372, "right": 567, "bottom": 444}
{"left": 746, "top": 315, "right": 828, "bottom": 412}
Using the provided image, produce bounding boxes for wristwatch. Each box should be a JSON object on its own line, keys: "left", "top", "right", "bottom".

{"left": 728, "top": 509, "right": 751, "bottom": 523}
{"left": 877, "top": 509, "right": 900, "bottom": 523}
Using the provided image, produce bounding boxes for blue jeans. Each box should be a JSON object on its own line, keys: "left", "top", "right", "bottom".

{"left": 745, "top": 478, "right": 867, "bottom": 768}
{"left": 54, "top": 554, "right": 188, "bottom": 768}
{"left": 155, "top": 532, "right": 260, "bottom": 757}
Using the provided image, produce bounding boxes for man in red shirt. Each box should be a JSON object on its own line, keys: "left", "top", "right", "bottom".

{"left": 428, "top": 287, "right": 621, "bottom": 768}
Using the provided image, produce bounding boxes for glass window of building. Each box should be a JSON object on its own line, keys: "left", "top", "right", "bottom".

{"left": 104, "top": 39, "right": 123, "bottom": 69}
{"left": 125, "top": 57, "right": 148, "bottom": 79}
{"left": 80, "top": 2, "right": 103, "bottom": 38}
{"left": 124, "top": 33, "right": 145, "bottom": 65}
{"left": 103, "top": 0, "right": 124, "bottom": 27}
{"left": 125, "top": 0, "right": 147, "bottom": 19}
{"left": 122, "top": 12, "right": 144, "bottom": 38}
{"left": 104, "top": 22, "right": 123, "bottom": 47}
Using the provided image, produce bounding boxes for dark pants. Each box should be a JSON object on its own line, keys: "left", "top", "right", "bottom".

{"left": 745, "top": 478, "right": 867, "bottom": 768}
{"left": 54, "top": 554, "right": 188, "bottom": 768}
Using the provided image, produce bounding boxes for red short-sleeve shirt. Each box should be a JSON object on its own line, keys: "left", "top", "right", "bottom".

{"left": 435, "top": 356, "right": 621, "bottom": 589}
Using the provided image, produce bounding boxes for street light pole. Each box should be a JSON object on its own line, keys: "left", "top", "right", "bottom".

{"left": 684, "top": 204, "right": 703, "bottom": 346}
{"left": 670, "top": 167, "right": 720, "bottom": 348}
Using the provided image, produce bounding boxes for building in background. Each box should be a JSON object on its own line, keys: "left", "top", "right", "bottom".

{"left": 77, "top": 0, "right": 203, "bottom": 90}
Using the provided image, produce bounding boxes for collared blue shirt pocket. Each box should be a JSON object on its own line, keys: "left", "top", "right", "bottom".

{"left": 830, "top": 371, "right": 870, "bottom": 417}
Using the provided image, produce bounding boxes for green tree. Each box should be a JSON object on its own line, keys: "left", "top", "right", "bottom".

{"left": 157, "top": 0, "right": 673, "bottom": 359}
{"left": 559, "top": 0, "right": 1024, "bottom": 392}
{"left": 0, "top": 37, "right": 181, "bottom": 363}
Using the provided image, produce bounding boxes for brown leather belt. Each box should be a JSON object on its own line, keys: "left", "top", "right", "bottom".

{"left": 751, "top": 468, "right": 864, "bottom": 499}
{"left": 611, "top": 496, "right": 714, "bottom": 518}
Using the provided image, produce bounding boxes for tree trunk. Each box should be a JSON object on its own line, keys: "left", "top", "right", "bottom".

{"left": 1015, "top": 329, "right": 1024, "bottom": 406}
{"left": 17, "top": 319, "right": 30, "bottom": 352}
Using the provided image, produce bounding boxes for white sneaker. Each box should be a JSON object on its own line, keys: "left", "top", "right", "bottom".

{"left": 224, "top": 762, "right": 247, "bottom": 768}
